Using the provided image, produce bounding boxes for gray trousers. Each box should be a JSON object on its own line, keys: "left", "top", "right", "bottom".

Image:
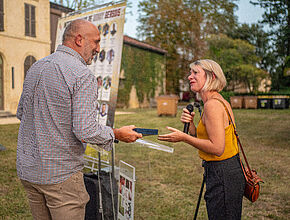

{"left": 203, "top": 154, "right": 245, "bottom": 220}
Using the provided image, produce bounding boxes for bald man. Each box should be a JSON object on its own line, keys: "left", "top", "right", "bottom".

{"left": 16, "top": 19, "right": 142, "bottom": 220}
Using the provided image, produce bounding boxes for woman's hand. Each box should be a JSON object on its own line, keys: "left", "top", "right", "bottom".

{"left": 180, "top": 107, "right": 195, "bottom": 124}
{"left": 158, "top": 127, "right": 186, "bottom": 142}
{"left": 181, "top": 107, "right": 196, "bottom": 136}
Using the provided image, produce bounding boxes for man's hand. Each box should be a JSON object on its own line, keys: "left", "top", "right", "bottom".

{"left": 113, "top": 125, "right": 142, "bottom": 143}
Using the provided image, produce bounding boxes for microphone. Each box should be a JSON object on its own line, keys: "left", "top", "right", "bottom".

{"left": 183, "top": 104, "right": 194, "bottom": 134}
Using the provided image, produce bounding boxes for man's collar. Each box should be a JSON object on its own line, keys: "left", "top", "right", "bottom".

{"left": 56, "top": 45, "right": 87, "bottom": 66}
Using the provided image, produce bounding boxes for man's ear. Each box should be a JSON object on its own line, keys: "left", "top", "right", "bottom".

{"left": 75, "top": 34, "right": 83, "bottom": 47}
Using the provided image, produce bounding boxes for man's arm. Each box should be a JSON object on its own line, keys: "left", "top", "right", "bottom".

{"left": 72, "top": 73, "right": 141, "bottom": 151}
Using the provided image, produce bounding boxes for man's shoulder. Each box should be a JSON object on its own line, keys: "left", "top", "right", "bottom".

{"left": 50, "top": 52, "right": 89, "bottom": 74}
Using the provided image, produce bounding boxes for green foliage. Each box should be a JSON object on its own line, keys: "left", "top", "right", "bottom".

{"left": 250, "top": 0, "right": 290, "bottom": 89}
{"left": 251, "top": 0, "right": 289, "bottom": 57}
{"left": 227, "top": 23, "right": 284, "bottom": 91}
{"left": 206, "top": 34, "right": 268, "bottom": 93}
{"left": 137, "top": 0, "right": 238, "bottom": 93}
{"left": 118, "top": 44, "right": 165, "bottom": 107}
{"left": 227, "top": 24, "right": 271, "bottom": 69}
{"left": 220, "top": 91, "right": 235, "bottom": 103}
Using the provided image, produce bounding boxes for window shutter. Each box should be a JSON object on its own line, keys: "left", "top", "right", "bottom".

{"left": 31, "top": 5, "right": 35, "bottom": 37}
{"left": 25, "top": 4, "right": 29, "bottom": 36}
{"left": 0, "top": 0, "right": 4, "bottom": 31}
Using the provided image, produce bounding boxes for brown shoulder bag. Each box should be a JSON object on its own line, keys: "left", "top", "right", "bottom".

{"left": 216, "top": 98, "right": 264, "bottom": 202}
{"left": 235, "top": 132, "right": 264, "bottom": 202}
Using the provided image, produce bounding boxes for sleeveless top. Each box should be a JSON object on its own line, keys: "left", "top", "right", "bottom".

{"left": 197, "top": 99, "right": 239, "bottom": 161}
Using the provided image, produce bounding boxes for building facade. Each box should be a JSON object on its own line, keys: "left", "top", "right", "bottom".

{"left": 118, "top": 35, "right": 167, "bottom": 108}
{"left": 0, "top": 0, "right": 50, "bottom": 114}
{"left": 50, "top": 2, "right": 73, "bottom": 53}
{"left": 0, "top": 2, "right": 166, "bottom": 113}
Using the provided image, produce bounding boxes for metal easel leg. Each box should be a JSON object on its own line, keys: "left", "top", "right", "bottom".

{"left": 98, "top": 152, "right": 104, "bottom": 220}
{"left": 193, "top": 174, "right": 205, "bottom": 220}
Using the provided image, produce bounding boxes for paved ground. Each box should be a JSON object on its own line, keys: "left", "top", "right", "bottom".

{"left": 0, "top": 117, "right": 20, "bottom": 125}
{"left": 0, "top": 111, "right": 136, "bottom": 125}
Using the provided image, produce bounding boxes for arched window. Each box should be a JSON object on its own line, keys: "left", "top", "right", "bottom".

{"left": 24, "top": 55, "right": 36, "bottom": 79}
{"left": 0, "top": 55, "right": 3, "bottom": 110}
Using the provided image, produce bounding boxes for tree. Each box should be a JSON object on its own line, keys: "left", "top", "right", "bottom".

{"left": 227, "top": 24, "right": 269, "bottom": 68}
{"left": 227, "top": 23, "right": 278, "bottom": 88}
{"left": 250, "top": 0, "right": 290, "bottom": 89}
{"left": 251, "top": 0, "right": 289, "bottom": 57}
{"left": 137, "top": 0, "right": 238, "bottom": 93}
{"left": 206, "top": 34, "right": 268, "bottom": 93}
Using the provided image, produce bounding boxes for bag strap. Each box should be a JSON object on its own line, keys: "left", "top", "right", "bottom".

{"left": 212, "top": 98, "right": 254, "bottom": 178}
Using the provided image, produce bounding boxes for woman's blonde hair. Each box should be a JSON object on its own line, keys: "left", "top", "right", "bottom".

{"left": 190, "top": 59, "right": 227, "bottom": 92}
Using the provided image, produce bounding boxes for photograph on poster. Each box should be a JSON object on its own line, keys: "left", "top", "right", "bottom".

{"left": 96, "top": 75, "right": 103, "bottom": 99}
{"left": 125, "top": 201, "right": 132, "bottom": 219}
{"left": 99, "top": 49, "right": 106, "bottom": 62}
{"left": 107, "top": 49, "right": 115, "bottom": 64}
{"left": 103, "top": 23, "right": 110, "bottom": 36}
{"left": 97, "top": 24, "right": 102, "bottom": 34}
{"left": 111, "top": 22, "right": 117, "bottom": 36}
{"left": 99, "top": 103, "right": 108, "bottom": 117}
{"left": 119, "top": 176, "right": 125, "bottom": 193}
{"left": 97, "top": 75, "right": 103, "bottom": 88}
{"left": 119, "top": 174, "right": 133, "bottom": 220}
{"left": 103, "top": 75, "right": 112, "bottom": 90}
{"left": 119, "top": 195, "right": 124, "bottom": 215}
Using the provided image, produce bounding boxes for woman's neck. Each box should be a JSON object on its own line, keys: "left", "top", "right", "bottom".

{"left": 200, "top": 91, "right": 220, "bottom": 103}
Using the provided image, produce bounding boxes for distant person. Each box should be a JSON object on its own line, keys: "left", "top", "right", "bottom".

{"left": 158, "top": 59, "right": 245, "bottom": 219}
{"left": 16, "top": 19, "right": 142, "bottom": 220}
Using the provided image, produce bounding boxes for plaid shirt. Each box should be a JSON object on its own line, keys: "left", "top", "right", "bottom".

{"left": 16, "top": 45, "right": 114, "bottom": 184}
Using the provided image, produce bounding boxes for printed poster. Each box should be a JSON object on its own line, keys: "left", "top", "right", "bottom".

{"left": 55, "top": 2, "right": 127, "bottom": 160}
{"left": 55, "top": 2, "right": 126, "bottom": 128}
{"left": 118, "top": 160, "right": 135, "bottom": 220}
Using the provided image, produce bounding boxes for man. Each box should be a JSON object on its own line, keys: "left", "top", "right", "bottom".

{"left": 16, "top": 19, "right": 142, "bottom": 220}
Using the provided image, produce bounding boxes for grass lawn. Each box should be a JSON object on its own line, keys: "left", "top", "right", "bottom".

{"left": 1, "top": 108, "right": 290, "bottom": 219}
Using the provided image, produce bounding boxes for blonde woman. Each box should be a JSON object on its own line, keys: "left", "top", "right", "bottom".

{"left": 158, "top": 59, "right": 245, "bottom": 219}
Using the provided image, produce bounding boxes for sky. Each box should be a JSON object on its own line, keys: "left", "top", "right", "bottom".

{"left": 123, "top": 0, "right": 266, "bottom": 39}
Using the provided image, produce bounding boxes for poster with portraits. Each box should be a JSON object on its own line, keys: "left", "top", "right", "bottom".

{"left": 118, "top": 161, "right": 135, "bottom": 220}
{"left": 55, "top": 2, "right": 126, "bottom": 162}
{"left": 55, "top": 2, "right": 126, "bottom": 129}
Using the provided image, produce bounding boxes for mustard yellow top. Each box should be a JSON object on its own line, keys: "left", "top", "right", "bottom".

{"left": 197, "top": 100, "right": 239, "bottom": 161}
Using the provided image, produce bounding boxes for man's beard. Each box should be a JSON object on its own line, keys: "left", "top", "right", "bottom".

{"left": 84, "top": 44, "right": 95, "bottom": 65}
{"left": 86, "top": 51, "right": 95, "bottom": 65}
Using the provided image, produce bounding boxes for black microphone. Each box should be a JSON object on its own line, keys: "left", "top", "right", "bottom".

{"left": 183, "top": 104, "right": 194, "bottom": 134}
